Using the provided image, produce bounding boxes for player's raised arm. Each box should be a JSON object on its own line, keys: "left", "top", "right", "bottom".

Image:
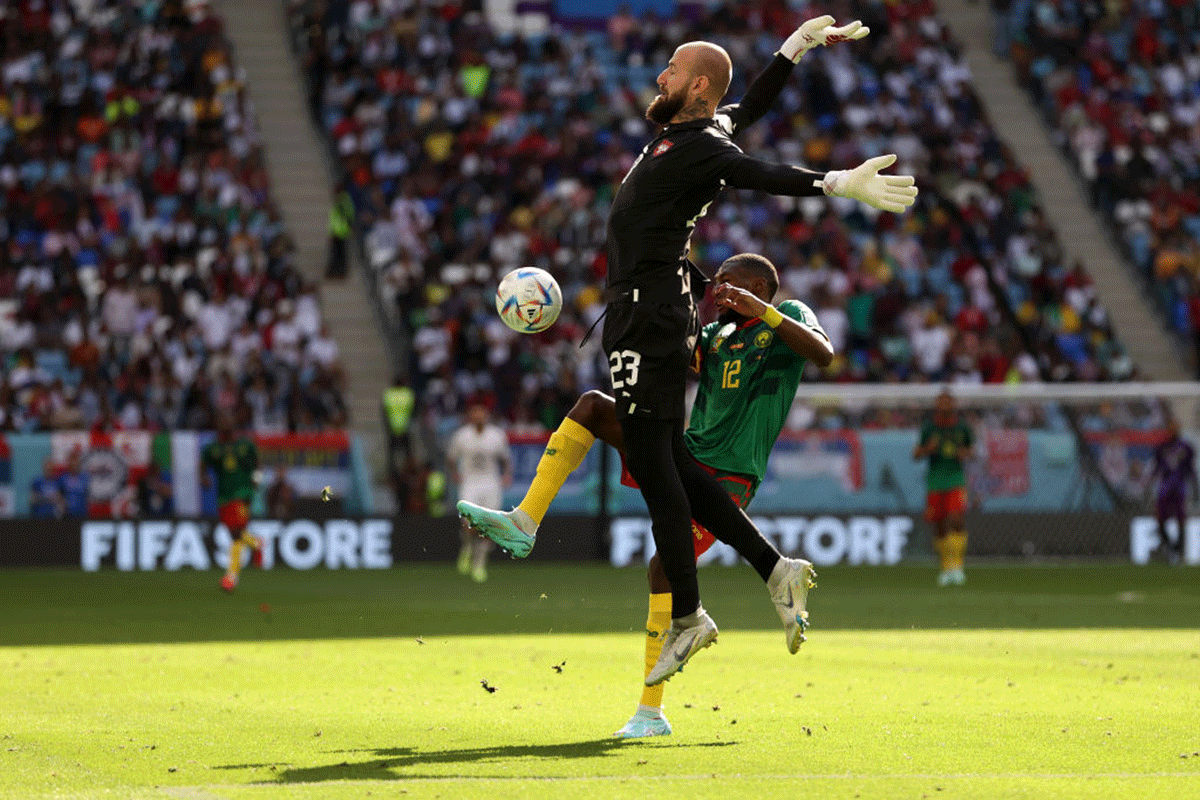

{"left": 721, "top": 15, "right": 869, "bottom": 134}
{"left": 715, "top": 154, "right": 828, "bottom": 197}
{"left": 711, "top": 283, "right": 833, "bottom": 367}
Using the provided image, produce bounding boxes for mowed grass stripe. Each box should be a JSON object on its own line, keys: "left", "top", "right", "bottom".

{"left": 2, "top": 630, "right": 1198, "bottom": 798}
{"left": 2, "top": 563, "right": 1199, "bottom": 647}
{"left": 1, "top": 565, "right": 1197, "bottom": 799}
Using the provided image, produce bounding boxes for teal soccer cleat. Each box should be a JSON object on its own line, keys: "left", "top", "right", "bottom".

{"left": 613, "top": 708, "right": 673, "bottom": 739}
{"left": 457, "top": 501, "right": 537, "bottom": 558}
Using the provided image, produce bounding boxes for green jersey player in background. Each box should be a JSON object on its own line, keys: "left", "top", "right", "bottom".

{"left": 203, "top": 413, "right": 263, "bottom": 593}
{"left": 459, "top": 253, "right": 833, "bottom": 738}
{"left": 912, "top": 390, "right": 973, "bottom": 586}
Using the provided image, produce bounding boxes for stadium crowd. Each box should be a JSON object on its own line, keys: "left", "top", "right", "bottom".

{"left": 289, "top": 0, "right": 1138, "bottom": 450}
{"left": 0, "top": 0, "right": 348, "bottom": 435}
{"left": 1005, "top": 0, "right": 1200, "bottom": 359}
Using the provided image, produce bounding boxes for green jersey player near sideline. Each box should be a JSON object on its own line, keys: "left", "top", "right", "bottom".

{"left": 458, "top": 253, "right": 833, "bottom": 738}
{"left": 203, "top": 413, "right": 263, "bottom": 593}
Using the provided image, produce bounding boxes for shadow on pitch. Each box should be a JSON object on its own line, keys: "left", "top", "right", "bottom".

{"left": 217, "top": 738, "right": 737, "bottom": 783}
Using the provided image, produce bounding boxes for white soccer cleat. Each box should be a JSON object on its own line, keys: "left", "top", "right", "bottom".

{"left": 644, "top": 611, "right": 718, "bottom": 686}
{"left": 768, "top": 557, "right": 816, "bottom": 654}
{"left": 937, "top": 570, "right": 953, "bottom": 587}
{"left": 613, "top": 708, "right": 673, "bottom": 739}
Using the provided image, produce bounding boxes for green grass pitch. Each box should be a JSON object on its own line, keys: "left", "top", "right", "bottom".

{"left": 2, "top": 563, "right": 1199, "bottom": 799}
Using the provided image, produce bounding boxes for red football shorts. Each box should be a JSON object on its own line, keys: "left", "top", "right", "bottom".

{"left": 620, "top": 456, "right": 757, "bottom": 557}
{"left": 219, "top": 500, "right": 251, "bottom": 533}
{"left": 925, "top": 487, "right": 967, "bottom": 522}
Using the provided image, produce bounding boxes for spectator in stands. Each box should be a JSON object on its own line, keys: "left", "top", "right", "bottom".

{"left": 138, "top": 464, "right": 175, "bottom": 519}
{"left": 912, "top": 310, "right": 953, "bottom": 381}
{"left": 304, "top": 324, "right": 344, "bottom": 388}
{"left": 57, "top": 450, "right": 90, "bottom": 519}
{"left": 101, "top": 269, "right": 138, "bottom": 354}
{"left": 326, "top": 180, "right": 354, "bottom": 278}
{"left": 29, "top": 460, "right": 63, "bottom": 519}
{"left": 382, "top": 375, "right": 416, "bottom": 475}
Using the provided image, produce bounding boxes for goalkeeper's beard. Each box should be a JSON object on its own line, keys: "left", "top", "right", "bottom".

{"left": 646, "top": 87, "right": 686, "bottom": 125}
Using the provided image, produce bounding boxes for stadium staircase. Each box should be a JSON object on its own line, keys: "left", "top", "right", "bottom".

{"left": 937, "top": 0, "right": 1193, "bottom": 409}
{"left": 214, "top": 0, "right": 393, "bottom": 480}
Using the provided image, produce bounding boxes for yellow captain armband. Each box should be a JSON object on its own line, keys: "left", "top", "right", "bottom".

{"left": 762, "top": 305, "right": 784, "bottom": 328}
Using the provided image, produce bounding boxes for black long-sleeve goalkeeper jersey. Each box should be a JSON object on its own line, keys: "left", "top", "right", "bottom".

{"left": 605, "top": 54, "right": 825, "bottom": 291}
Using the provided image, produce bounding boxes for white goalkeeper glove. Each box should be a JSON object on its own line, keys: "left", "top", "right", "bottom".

{"left": 778, "top": 15, "right": 870, "bottom": 63}
{"left": 817, "top": 154, "right": 918, "bottom": 214}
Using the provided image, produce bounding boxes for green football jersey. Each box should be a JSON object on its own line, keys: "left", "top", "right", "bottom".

{"left": 685, "top": 299, "right": 815, "bottom": 483}
{"left": 202, "top": 437, "right": 258, "bottom": 504}
{"left": 918, "top": 421, "right": 973, "bottom": 491}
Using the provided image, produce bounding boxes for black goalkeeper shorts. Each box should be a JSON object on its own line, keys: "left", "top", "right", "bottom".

{"left": 601, "top": 297, "right": 698, "bottom": 420}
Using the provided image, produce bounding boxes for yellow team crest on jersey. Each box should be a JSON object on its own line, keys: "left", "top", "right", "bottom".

{"left": 711, "top": 335, "right": 726, "bottom": 352}
{"left": 755, "top": 330, "right": 773, "bottom": 349}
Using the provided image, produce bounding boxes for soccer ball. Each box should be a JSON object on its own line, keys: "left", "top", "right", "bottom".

{"left": 495, "top": 267, "right": 563, "bottom": 334}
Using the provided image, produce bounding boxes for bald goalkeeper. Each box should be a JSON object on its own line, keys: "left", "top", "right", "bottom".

{"left": 481, "top": 19, "right": 919, "bottom": 685}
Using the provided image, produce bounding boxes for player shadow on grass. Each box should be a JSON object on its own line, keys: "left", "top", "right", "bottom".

{"left": 218, "top": 739, "right": 737, "bottom": 783}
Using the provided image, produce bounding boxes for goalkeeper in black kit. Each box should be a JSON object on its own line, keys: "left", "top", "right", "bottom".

{"left": 469, "top": 16, "right": 918, "bottom": 685}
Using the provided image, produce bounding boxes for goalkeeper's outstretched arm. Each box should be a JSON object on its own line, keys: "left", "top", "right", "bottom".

{"left": 714, "top": 150, "right": 918, "bottom": 213}
{"left": 722, "top": 15, "right": 869, "bottom": 133}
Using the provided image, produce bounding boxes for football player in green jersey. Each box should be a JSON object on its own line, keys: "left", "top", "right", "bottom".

{"left": 459, "top": 253, "right": 833, "bottom": 738}
{"left": 912, "top": 390, "right": 973, "bottom": 586}
{"left": 203, "top": 413, "right": 263, "bottom": 593}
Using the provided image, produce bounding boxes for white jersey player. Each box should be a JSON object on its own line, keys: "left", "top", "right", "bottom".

{"left": 447, "top": 403, "right": 512, "bottom": 582}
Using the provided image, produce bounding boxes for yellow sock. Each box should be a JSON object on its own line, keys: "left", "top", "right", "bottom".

{"left": 227, "top": 539, "right": 244, "bottom": 578}
{"left": 242, "top": 533, "right": 262, "bottom": 551}
{"left": 946, "top": 531, "right": 967, "bottom": 570}
{"left": 933, "top": 536, "right": 950, "bottom": 571}
{"left": 639, "top": 593, "right": 672, "bottom": 709}
{"left": 517, "top": 417, "right": 595, "bottom": 525}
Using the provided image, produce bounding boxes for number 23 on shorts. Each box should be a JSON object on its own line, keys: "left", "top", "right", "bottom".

{"left": 609, "top": 349, "right": 642, "bottom": 388}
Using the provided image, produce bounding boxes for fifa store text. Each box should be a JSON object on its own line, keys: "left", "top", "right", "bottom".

{"left": 81, "top": 519, "right": 393, "bottom": 571}
{"left": 610, "top": 515, "right": 914, "bottom": 567}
